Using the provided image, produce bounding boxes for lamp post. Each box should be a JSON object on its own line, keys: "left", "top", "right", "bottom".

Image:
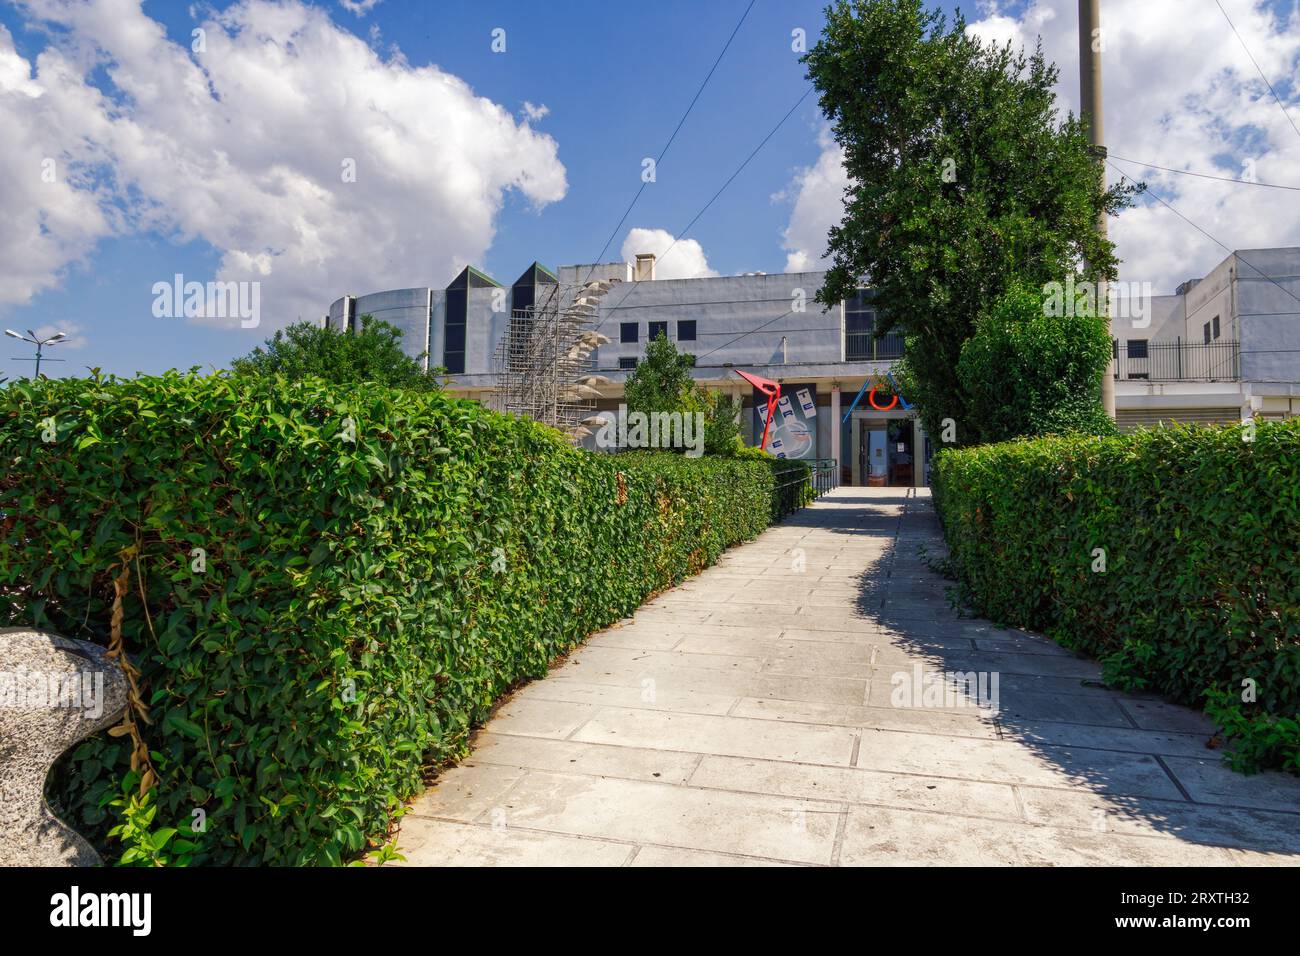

{"left": 5, "top": 329, "right": 68, "bottom": 378}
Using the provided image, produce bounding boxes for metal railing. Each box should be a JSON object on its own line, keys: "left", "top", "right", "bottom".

{"left": 1113, "top": 340, "right": 1240, "bottom": 382}
{"left": 772, "top": 458, "right": 839, "bottom": 519}
{"left": 845, "top": 331, "right": 906, "bottom": 362}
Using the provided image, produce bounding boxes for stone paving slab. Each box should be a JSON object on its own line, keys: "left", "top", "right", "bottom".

{"left": 398, "top": 488, "right": 1300, "bottom": 867}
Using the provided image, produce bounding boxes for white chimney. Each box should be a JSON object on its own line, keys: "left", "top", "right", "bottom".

{"left": 633, "top": 253, "right": 657, "bottom": 282}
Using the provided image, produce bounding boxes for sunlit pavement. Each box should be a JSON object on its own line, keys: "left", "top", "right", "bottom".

{"left": 396, "top": 488, "right": 1300, "bottom": 866}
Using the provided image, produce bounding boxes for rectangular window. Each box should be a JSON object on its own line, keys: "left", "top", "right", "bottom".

{"left": 1213, "top": 315, "right": 1221, "bottom": 339}
{"left": 678, "top": 319, "right": 697, "bottom": 341}
{"left": 619, "top": 356, "right": 638, "bottom": 370}
{"left": 845, "top": 308, "right": 876, "bottom": 361}
{"left": 444, "top": 287, "right": 467, "bottom": 375}
{"left": 648, "top": 320, "right": 669, "bottom": 342}
{"left": 443, "top": 322, "right": 466, "bottom": 353}
{"left": 620, "top": 322, "right": 638, "bottom": 344}
{"left": 1203, "top": 322, "right": 1212, "bottom": 345}
{"left": 1127, "top": 339, "right": 1148, "bottom": 359}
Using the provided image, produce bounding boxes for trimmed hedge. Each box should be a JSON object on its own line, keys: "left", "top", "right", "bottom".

{"left": 931, "top": 422, "right": 1300, "bottom": 773}
{"left": 0, "top": 372, "right": 806, "bottom": 864}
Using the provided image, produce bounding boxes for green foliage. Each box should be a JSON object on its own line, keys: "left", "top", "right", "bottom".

{"left": 1204, "top": 688, "right": 1300, "bottom": 775}
{"left": 624, "top": 333, "right": 743, "bottom": 456}
{"left": 230, "top": 317, "right": 444, "bottom": 392}
{"left": 624, "top": 333, "right": 695, "bottom": 415}
{"left": 931, "top": 422, "right": 1300, "bottom": 772}
{"left": 1, "top": 371, "right": 806, "bottom": 864}
{"left": 103, "top": 771, "right": 203, "bottom": 867}
{"left": 686, "top": 388, "right": 744, "bottom": 457}
{"left": 802, "top": 0, "right": 1140, "bottom": 441}
{"left": 956, "top": 283, "right": 1117, "bottom": 444}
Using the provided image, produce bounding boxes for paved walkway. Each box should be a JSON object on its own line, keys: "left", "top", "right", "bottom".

{"left": 397, "top": 488, "right": 1300, "bottom": 866}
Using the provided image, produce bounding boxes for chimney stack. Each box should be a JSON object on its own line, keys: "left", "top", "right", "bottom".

{"left": 633, "top": 253, "right": 657, "bottom": 282}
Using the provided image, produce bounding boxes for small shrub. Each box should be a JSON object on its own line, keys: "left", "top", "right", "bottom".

{"left": 956, "top": 282, "right": 1116, "bottom": 445}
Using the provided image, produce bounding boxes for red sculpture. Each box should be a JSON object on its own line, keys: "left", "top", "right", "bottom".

{"left": 733, "top": 370, "right": 781, "bottom": 451}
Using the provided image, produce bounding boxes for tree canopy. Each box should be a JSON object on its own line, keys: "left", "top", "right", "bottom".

{"left": 624, "top": 333, "right": 743, "bottom": 456}
{"left": 803, "top": 0, "right": 1141, "bottom": 442}
{"left": 230, "top": 317, "right": 443, "bottom": 392}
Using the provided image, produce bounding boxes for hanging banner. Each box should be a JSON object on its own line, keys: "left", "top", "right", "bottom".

{"left": 752, "top": 383, "right": 818, "bottom": 460}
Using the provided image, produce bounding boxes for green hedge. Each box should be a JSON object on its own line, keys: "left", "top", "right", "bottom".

{"left": 0, "top": 372, "right": 805, "bottom": 864}
{"left": 931, "top": 422, "right": 1300, "bottom": 773}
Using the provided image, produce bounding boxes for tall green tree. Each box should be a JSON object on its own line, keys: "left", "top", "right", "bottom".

{"left": 803, "top": 0, "right": 1141, "bottom": 442}
{"left": 624, "top": 333, "right": 742, "bottom": 455}
{"left": 231, "top": 316, "right": 443, "bottom": 391}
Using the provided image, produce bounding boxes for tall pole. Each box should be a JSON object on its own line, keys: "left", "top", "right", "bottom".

{"left": 1079, "top": 0, "right": 1116, "bottom": 420}
{"left": 33, "top": 342, "right": 43, "bottom": 379}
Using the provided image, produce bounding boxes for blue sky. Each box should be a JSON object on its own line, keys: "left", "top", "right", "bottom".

{"left": 2, "top": 0, "right": 1298, "bottom": 378}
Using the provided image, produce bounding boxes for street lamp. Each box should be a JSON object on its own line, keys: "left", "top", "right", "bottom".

{"left": 6, "top": 329, "right": 68, "bottom": 378}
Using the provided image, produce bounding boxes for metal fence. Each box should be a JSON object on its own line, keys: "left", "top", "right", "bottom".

{"left": 1113, "top": 340, "right": 1240, "bottom": 382}
{"left": 845, "top": 331, "right": 906, "bottom": 362}
{"left": 772, "top": 458, "right": 839, "bottom": 519}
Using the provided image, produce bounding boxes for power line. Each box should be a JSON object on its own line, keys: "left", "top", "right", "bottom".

{"left": 595, "top": 85, "right": 815, "bottom": 329}
{"left": 653, "top": 156, "right": 1300, "bottom": 365}
{"left": 1108, "top": 158, "right": 1300, "bottom": 311}
{"left": 695, "top": 307, "right": 798, "bottom": 360}
{"left": 1109, "top": 153, "right": 1300, "bottom": 191}
{"left": 583, "top": 0, "right": 757, "bottom": 284}
{"left": 653, "top": 87, "right": 815, "bottom": 275}
{"left": 1216, "top": 0, "right": 1300, "bottom": 145}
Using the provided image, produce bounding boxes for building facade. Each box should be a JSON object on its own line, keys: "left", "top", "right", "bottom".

{"left": 1110, "top": 247, "right": 1300, "bottom": 426}
{"left": 326, "top": 246, "right": 1300, "bottom": 486}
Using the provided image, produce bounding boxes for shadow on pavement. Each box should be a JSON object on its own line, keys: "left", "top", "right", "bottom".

{"left": 832, "top": 488, "right": 1300, "bottom": 857}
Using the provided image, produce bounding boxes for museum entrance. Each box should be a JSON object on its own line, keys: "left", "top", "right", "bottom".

{"left": 854, "top": 416, "right": 919, "bottom": 487}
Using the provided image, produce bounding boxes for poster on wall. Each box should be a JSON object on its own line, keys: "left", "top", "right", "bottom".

{"left": 753, "top": 383, "right": 818, "bottom": 460}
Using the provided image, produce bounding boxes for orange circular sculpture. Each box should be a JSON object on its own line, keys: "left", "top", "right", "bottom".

{"left": 867, "top": 386, "right": 898, "bottom": 411}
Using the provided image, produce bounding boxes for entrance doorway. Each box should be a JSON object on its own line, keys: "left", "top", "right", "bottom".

{"left": 855, "top": 418, "right": 916, "bottom": 487}
{"left": 886, "top": 419, "right": 915, "bottom": 486}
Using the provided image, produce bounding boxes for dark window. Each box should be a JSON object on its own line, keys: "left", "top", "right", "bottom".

{"left": 444, "top": 286, "right": 467, "bottom": 374}
{"left": 620, "top": 322, "right": 638, "bottom": 344}
{"left": 845, "top": 308, "right": 876, "bottom": 361}
{"left": 845, "top": 309, "right": 875, "bottom": 334}
{"left": 648, "top": 321, "right": 669, "bottom": 342}
{"left": 443, "top": 322, "right": 466, "bottom": 353}
{"left": 678, "top": 320, "right": 697, "bottom": 341}
{"left": 619, "top": 356, "right": 638, "bottom": 370}
{"left": 1127, "top": 339, "right": 1148, "bottom": 359}
{"left": 1203, "top": 322, "right": 1212, "bottom": 345}
{"left": 1213, "top": 315, "right": 1221, "bottom": 339}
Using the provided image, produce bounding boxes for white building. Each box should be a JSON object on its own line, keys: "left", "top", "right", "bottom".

{"left": 1110, "top": 247, "right": 1300, "bottom": 427}
{"left": 326, "top": 246, "right": 1300, "bottom": 486}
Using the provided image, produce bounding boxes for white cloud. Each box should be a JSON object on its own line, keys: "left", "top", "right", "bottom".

{"left": 34, "top": 322, "right": 89, "bottom": 349}
{"left": 521, "top": 101, "right": 549, "bottom": 123}
{"left": 621, "top": 227, "right": 718, "bottom": 279}
{"left": 0, "top": 0, "right": 567, "bottom": 327}
{"left": 966, "top": 0, "right": 1300, "bottom": 293}
{"left": 0, "top": 25, "right": 116, "bottom": 307}
{"left": 778, "top": 1, "right": 1300, "bottom": 294}
{"left": 339, "top": 0, "right": 382, "bottom": 17}
{"left": 776, "top": 126, "right": 850, "bottom": 273}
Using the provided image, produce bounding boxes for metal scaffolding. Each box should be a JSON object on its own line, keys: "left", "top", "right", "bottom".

{"left": 490, "top": 278, "right": 616, "bottom": 441}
